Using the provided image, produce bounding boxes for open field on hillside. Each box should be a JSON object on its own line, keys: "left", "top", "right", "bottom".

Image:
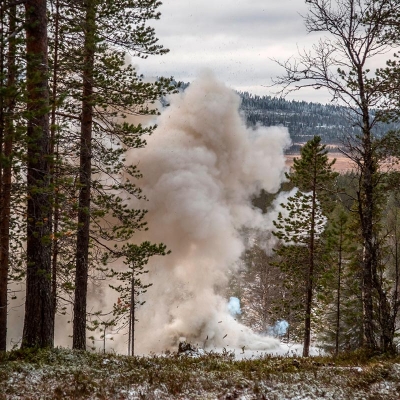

{"left": 286, "top": 152, "right": 398, "bottom": 173}
{"left": 286, "top": 152, "right": 355, "bottom": 172}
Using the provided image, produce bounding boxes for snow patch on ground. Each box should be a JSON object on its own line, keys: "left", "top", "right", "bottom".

{"left": 203, "top": 344, "right": 324, "bottom": 360}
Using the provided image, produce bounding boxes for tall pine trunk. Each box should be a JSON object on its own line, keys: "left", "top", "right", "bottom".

{"left": 22, "top": 0, "right": 54, "bottom": 348}
{"left": 303, "top": 163, "right": 317, "bottom": 357}
{"left": 335, "top": 234, "right": 343, "bottom": 357}
{"left": 73, "top": 0, "right": 96, "bottom": 350}
{"left": 0, "top": 2, "right": 16, "bottom": 351}
{"left": 0, "top": 1, "right": 6, "bottom": 352}
{"left": 128, "top": 277, "right": 135, "bottom": 356}
{"left": 50, "top": 0, "right": 60, "bottom": 332}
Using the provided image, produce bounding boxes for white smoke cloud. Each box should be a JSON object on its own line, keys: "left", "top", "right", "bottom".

{"left": 120, "top": 70, "right": 291, "bottom": 354}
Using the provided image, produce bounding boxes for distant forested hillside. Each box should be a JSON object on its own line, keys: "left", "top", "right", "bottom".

{"left": 239, "top": 92, "right": 398, "bottom": 153}
{"left": 240, "top": 92, "right": 349, "bottom": 145}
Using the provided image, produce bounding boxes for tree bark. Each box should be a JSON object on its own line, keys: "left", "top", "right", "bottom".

{"left": 355, "top": 62, "right": 379, "bottom": 351}
{"left": 358, "top": 61, "right": 396, "bottom": 355}
{"left": 50, "top": 0, "right": 60, "bottom": 334}
{"left": 73, "top": 0, "right": 96, "bottom": 350}
{"left": 0, "top": 2, "right": 16, "bottom": 352}
{"left": 335, "top": 230, "right": 343, "bottom": 357}
{"left": 22, "top": 0, "right": 54, "bottom": 348}
{"left": 129, "top": 277, "right": 135, "bottom": 356}
{"left": 0, "top": 1, "right": 6, "bottom": 352}
{"left": 303, "top": 156, "right": 317, "bottom": 357}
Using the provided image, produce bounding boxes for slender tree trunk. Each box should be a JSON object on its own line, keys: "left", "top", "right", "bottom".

{"left": 359, "top": 139, "right": 377, "bottom": 351}
{"left": 335, "top": 234, "right": 342, "bottom": 357}
{"left": 394, "top": 221, "right": 399, "bottom": 330}
{"left": 22, "top": 0, "right": 54, "bottom": 348}
{"left": 303, "top": 162, "right": 317, "bottom": 357}
{"left": 391, "top": 222, "right": 400, "bottom": 351}
{"left": 129, "top": 277, "right": 135, "bottom": 356}
{"left": 303, "top": 210, "right": 315, "bottom": 356}
{"left": 0, "top": 2, "right": 16, "bottom": 352}
{"left": 50, "top": 0, "right": 60, "bottom": 332}
{"left": 350, "top": 62, "right": 376, "bottom": 351}
{"left": 0, "top": 2, "right": 6, "bottom": 352}
{"left": 73, "top": 0, "right": 96, "bottom": 350}
{"left": 103, "top": 324, "right": 106, "bottom": 354}
{"left": 128, "top": 312, "right": 132, "bottom": 356}
{"left": 371, "top": 214, "right": 396, "bottom": 353}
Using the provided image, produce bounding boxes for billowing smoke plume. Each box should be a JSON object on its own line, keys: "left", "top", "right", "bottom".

{"left": 123, "top": 71, "right": 291, "bottom": 354}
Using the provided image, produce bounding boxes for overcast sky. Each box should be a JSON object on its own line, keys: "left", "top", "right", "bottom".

{"left": 135, "top": 0, "right": 332, "bottom": 104}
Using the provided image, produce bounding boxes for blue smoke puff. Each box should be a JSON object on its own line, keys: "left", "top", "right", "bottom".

{"left": 227, "top": 297, "right": 241, "bottom": 316}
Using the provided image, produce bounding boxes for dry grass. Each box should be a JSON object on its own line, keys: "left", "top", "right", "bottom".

{"left": 286, "top": 153, "right": 355, "bottom": 173}
{"left": 286, "top": 152, "right": 399, "bottom": 173}
{"left": 1, "top": 348, "right": 400, "bottom": 399}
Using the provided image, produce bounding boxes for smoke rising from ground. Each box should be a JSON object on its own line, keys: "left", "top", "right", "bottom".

{"left": 123, "top": 71, "right": 291, "bottom": 354}
{"left": 227, "top": 297, "right": 241, "bottom": 317}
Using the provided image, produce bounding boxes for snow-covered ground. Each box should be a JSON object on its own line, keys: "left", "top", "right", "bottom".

{"left": 194, "top": 344, "right": 324, "bottom": 360}
{"left": 1, "top": 348, "right": 400, "bottom": 399}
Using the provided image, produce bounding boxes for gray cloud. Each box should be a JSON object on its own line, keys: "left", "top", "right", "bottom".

{"left": 156, "top": 0, "right": 307, "bottom": 40}
{"left": 135, "top": 0, "right": 332, "bottom": 103}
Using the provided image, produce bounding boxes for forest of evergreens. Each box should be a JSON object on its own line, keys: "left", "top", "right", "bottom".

{"left": 239, "top": 92, "right": 400, "bottom": 152}
{"left": 0, "top": 0, "right": 174, "bottom": 353}
{"left": 237, "top": 157, "right": 400, "bottom": 357}
{"left": 1, "top": 0, "right": 400, "bottom": 365}
{"left": 232, "top": 0, "right": 400, "bottom": 358}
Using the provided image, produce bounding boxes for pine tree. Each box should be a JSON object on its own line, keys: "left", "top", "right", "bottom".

{"left": 42, "top": 0, "right": 175, "bottom": 349}
{"left": 319, "top": 204, "right": 362, "bottom": 355}
{"left": 1, "top": 0, "right": 173, "bottom": 351}
{"left": 72, "top": 0, "right": 97, "bottom": 351}
{"left": 109, "top": 242, "right": 168, "bottom": 356}
{"left": 0, "top": 0, "right": 18, "bottom": 352}
{"left": 0, "top": 1, "right": 26, "bottom": 350}
{"left": 273, "top": 136, "right": 338, "bottom": 356}
{"left": 22, "top": 0, "right": 54, "bottom": 349}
